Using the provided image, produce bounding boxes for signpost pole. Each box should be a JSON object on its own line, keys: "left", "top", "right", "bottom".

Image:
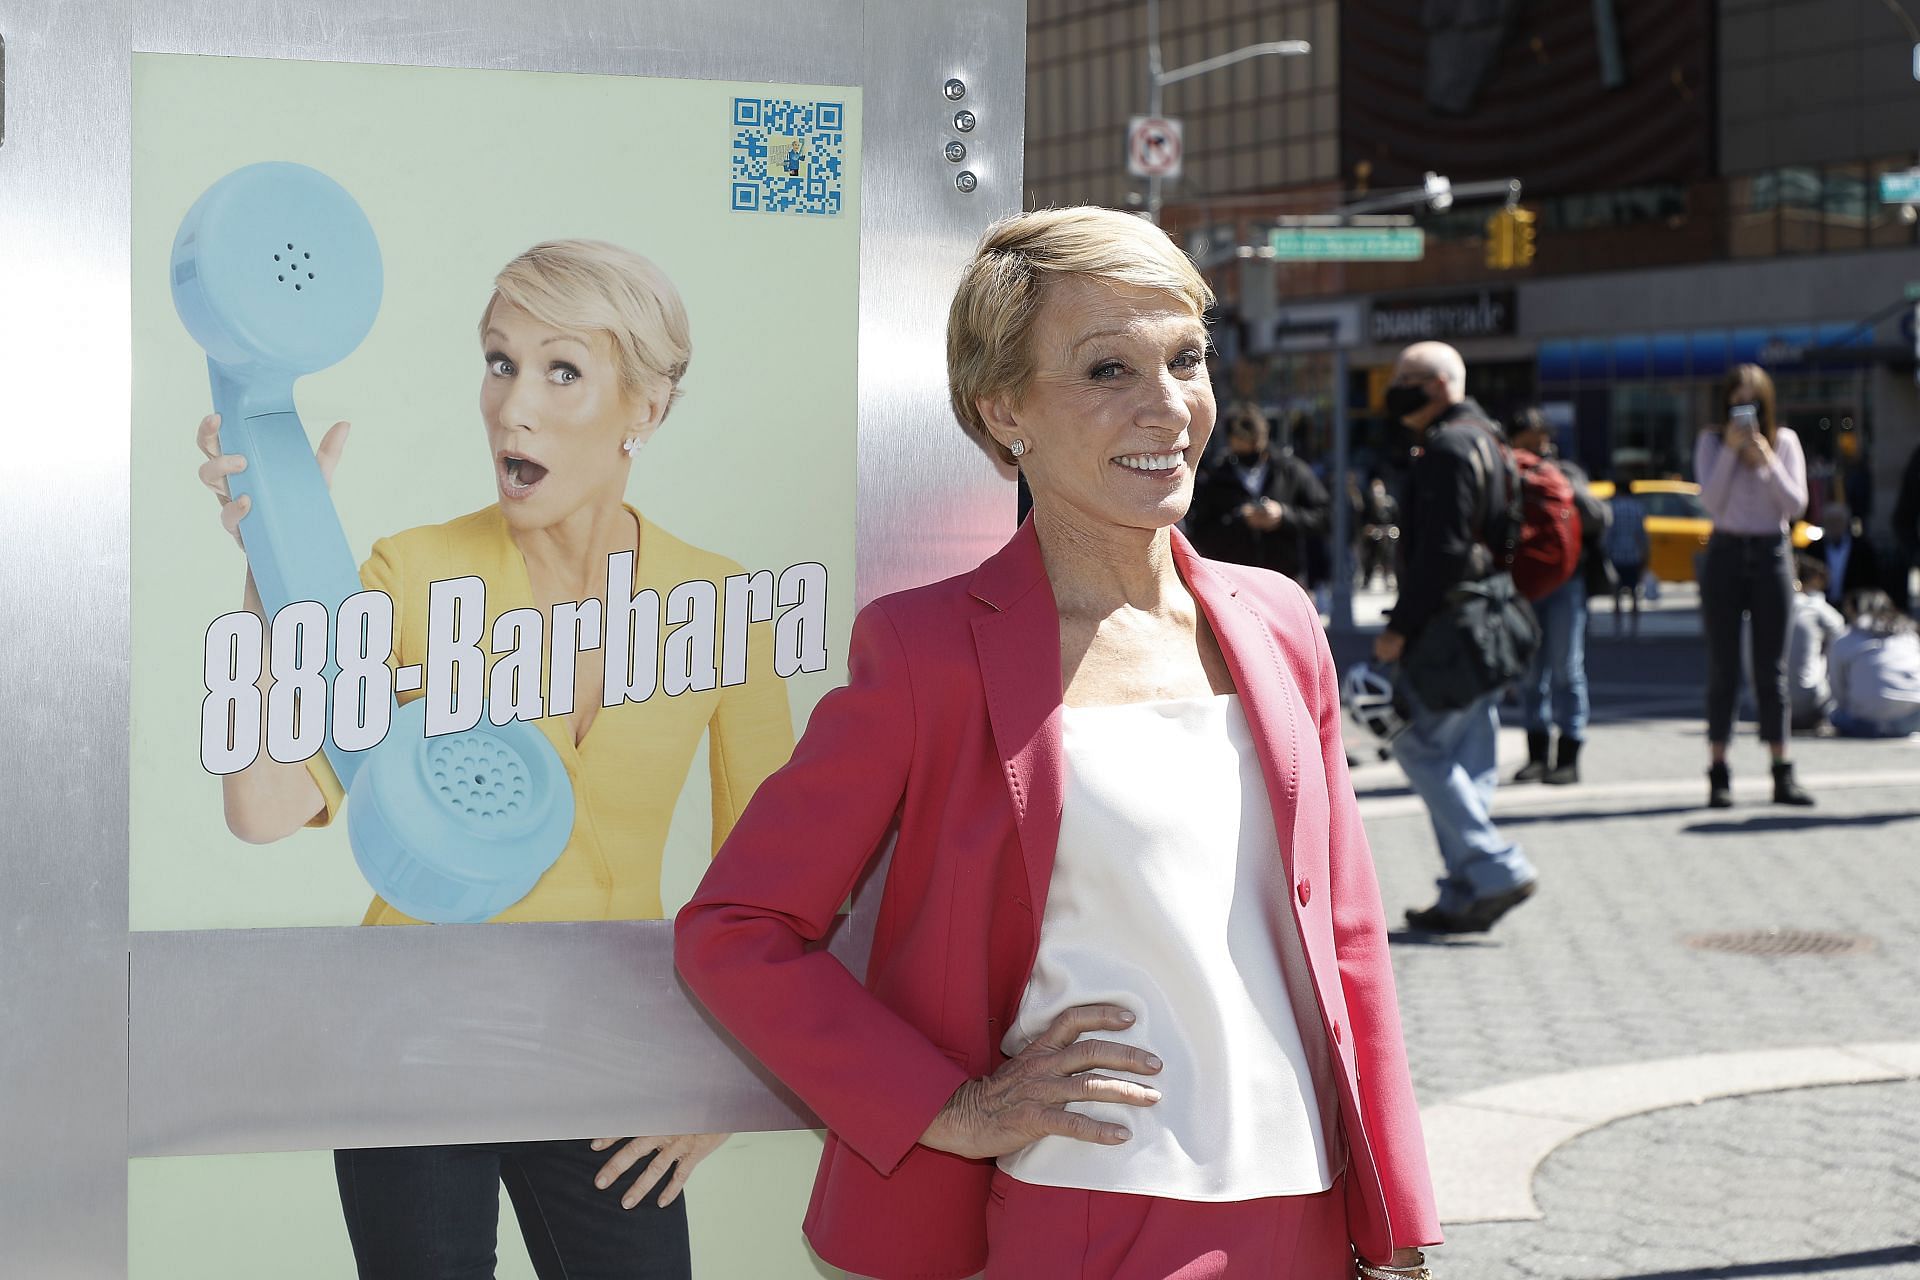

{"left": 1329, "top": 344, "right": 1354, "bottom": 632}
{"left": 1146, "top": 0, "right": 1164, "bottom": 223}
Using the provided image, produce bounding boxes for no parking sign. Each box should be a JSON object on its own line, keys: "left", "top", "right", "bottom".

{"left": 1127, "top": 115, "right": 1183, "bottom": 180}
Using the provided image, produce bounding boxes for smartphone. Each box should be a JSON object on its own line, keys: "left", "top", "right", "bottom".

{"left": 1729, "top": 404, "right": 1759, "bottom": 431}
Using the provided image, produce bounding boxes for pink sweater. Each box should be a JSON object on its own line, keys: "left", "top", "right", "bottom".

{"left": 1696, "top": 426, "right": 1808, "bottom": 535}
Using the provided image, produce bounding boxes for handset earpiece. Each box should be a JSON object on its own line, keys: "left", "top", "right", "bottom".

{"left": 172, "top": 161, "right": 572, "bottom": 923}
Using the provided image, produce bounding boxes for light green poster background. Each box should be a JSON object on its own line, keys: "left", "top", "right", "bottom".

{"left": 131, "top": 53, "right": 860, "bottom": 932}
{"left": 130, "top": 54, "right": 861, "bottom": 1280}
{"left": 130, "top": 1133, "right": 845, "bottom": 1280}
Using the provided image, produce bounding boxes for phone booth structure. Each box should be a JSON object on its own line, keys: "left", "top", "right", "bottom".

{"left": 0, "top": 1, "right": 1025, "bottom": 1275}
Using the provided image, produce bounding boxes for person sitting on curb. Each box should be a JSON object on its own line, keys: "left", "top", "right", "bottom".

{"left": 1829, "top": 589, "right": 1920, "bottom": 739}
{"left": 1787, "top": 555, "right": 1845, "bottom": 735}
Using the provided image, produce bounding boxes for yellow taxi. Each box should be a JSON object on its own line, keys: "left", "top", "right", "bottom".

{"left": 1589, "top": 479, "right": 1820, "bottom": 584}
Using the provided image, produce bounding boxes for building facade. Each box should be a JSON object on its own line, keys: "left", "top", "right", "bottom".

{"left": 1023, "top": 0, "right": 1920, "bottom": 542}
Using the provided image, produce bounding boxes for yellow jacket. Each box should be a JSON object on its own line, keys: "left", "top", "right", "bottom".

{"left": 310, "top": 504, "right": 796, "bottom": 926}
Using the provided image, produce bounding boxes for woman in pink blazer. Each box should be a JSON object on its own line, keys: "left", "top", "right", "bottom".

{"left": 675, "top": 208, "right": 1441, "bottom": 1280}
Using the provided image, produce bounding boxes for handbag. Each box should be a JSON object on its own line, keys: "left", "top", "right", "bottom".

{"left": 1401, "top": 570, "right": 1541, "bottom": 712}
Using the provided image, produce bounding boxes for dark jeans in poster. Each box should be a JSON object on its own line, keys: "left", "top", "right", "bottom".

{"left": 335, "top": 1141, "right": 690, "bottom": 1280}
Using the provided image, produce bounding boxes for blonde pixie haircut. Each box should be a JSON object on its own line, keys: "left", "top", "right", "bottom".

{"left": 948, "top": 207, "right": 1214, "bottom": 463}
{"left": 481, "top": 239, "right": 692, "bottom": 416}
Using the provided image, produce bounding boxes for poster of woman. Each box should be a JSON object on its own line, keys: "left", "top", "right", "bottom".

{"left": 128, "top": 51, "right": 862, "bottom": 1278}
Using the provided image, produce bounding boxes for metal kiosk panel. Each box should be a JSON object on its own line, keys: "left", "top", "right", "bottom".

{"left": 0, "top": 1, "right": 1023, "bottom": 1274}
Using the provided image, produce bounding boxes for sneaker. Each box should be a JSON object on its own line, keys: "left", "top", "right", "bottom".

{"left": 1404, "top": 903, "right": 1481, "bottom": 934}
{"left": 1405, "top": 879, "right": 1538, "bottom": 934}
{"left": 1460, "top": 879, "right": 1539, "bottom": 931}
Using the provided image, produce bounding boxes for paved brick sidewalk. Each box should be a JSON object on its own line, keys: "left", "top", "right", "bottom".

{"left": 1437, "top": 1079, "right": 1920, "bottom": 1279}
{"left": 1348, "top": 704, "right": 1920, "bottom": 1278}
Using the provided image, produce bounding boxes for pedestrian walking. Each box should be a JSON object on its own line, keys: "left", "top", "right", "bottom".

{"left": 1507, "top": 407, "right": 1605, "bottom": 785}
{"left": 1604, "top": 486, "right": 1651, "bottom": 636}
{"left": 1186, "top": 400, "right": 1331, "bottom": 587}
{"left": 1892, "top": 440, "right": 1920, "bottom": 613}
{"left": 1358, "top": 475, "right": 1402, "bottom": 590}
{"left": 1373, "top": 341, "right": 1540, "bottom": 934}
{"left": 1697, "top": 364, "right": 1815, "bottom": 808}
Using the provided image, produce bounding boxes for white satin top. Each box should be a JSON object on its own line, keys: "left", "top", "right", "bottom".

{"left": 997, "top": 694, "right": 1340, "bottom": 1200}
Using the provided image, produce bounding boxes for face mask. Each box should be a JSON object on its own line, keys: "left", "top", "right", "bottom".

{"left": 1385, "top": 382, "right": 1432, "bottom": 422}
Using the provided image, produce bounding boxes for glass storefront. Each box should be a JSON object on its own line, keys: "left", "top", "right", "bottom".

{"left": 1538, "top": 325, "right": 1878, "bottom": 483}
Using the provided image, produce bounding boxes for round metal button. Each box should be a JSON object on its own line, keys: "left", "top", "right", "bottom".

{"left": 945, "top": 140, "right": 967, "bottom": 163}
{"left": 943, "top": 78, "right": 967, "bottom": 101}
{"left": 955, "top": 170, "right": 979, "bottom": 193}
{"left": 953, "top": 109, "right": 977, "bottom": 132}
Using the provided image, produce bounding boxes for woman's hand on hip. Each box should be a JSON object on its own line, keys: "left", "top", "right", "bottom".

{"left": 918, "top": 1003, "right": 1162, "bottom": 1161}
{"left": 587, "top": 1132, "right": 730, "bottom": 1209}
{"left": 196, "top": 412, "right": 351, "bottom": 549}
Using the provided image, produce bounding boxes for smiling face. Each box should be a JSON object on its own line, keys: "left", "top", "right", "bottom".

{"left": 479, "top": 298, "right": 663, "bottom": 533}
{"left": 980, "top": 275, "right": 1214, "bottom": 536}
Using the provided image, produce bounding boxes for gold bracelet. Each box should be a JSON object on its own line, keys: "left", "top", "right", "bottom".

{"left": 1356, "top": 1263, "right": 1432, "bottom": 1280}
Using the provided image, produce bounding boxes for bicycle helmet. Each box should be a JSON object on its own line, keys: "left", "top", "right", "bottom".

{"left": 1342, "top": 660, "right": 1408, "bottom": 743}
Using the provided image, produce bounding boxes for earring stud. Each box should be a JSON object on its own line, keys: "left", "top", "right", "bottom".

{"left": 1009, "top": 439, "right": 1026, "bottom": 458}
{"left": 623, "top": 438, "right": 642, "bottom": 457}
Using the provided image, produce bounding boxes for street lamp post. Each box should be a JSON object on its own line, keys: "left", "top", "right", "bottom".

{"left": 1144, "top": 0, "right": 1309, "bottom": 224}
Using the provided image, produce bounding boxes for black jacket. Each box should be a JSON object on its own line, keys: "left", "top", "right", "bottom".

{"left": 1187, "top": 446, "right": 1332, "bottom": 583}
{"left": 1895, "top": 444, "right": 1920, "bottom": 552}
{"left": 1389, "top": 399, "right": 1502, "bottom": 640}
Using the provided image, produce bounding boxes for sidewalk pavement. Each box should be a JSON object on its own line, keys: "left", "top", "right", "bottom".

{"left": 1347, "top": 680, "right": 1920, "bottom": 1276}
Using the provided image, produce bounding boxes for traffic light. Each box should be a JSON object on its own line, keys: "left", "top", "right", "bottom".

{"left": 1484, "top": 207, "right": 1538, "bottom": 270}
{"left": 1509, "top": 206, "right": 1537, "bottom": 267}
{"left": 1485, "top": 210, "right": 1512, "bottom": 269}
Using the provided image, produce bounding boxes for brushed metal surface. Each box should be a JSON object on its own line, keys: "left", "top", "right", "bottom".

{"left": 0, "top": 4, "right": 134, "bottom": 1275}
{"left": 855, "top": 0, "right": 1026, "bottom": 605}
{"left": 0, "top": 0, "right": 1025, "bottom": 1186}
{"left": 130, "top": 0, "right": 863, "bottom": 82}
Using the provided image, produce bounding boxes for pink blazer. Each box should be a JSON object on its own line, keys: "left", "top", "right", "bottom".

{"left": 675, "top": 521, "right": 1441, "bottom": 1279}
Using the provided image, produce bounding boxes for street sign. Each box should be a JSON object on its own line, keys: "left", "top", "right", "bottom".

{"left": 1269, "top": 226, "right": 1426, "bottom": 262}
{"left": 1879, "top": 169, "right": 1920, "bottom": 204}
{"left": 1126, "top": 115, "right": 1182, "bottom": 179}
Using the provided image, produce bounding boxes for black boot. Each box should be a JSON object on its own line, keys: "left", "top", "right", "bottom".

{"left": 1513, "top": 731, "right": 1551, "bottom": 783}
{"left": 1772, "top": 760, "right": 1815, "bottom": 807}
{"left": 1708, "top": 762, "right": 1733, "bottom": 809}
{"left": 1544, "top": 737, "right": 1582, "bottom": 786}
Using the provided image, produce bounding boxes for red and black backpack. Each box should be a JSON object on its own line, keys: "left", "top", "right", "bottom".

{"left": 1467, "top": 426, "right": 1581, "bottom": 602}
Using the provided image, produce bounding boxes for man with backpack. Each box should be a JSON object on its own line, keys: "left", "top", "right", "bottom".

{"left": 1509, "top": 407, "right": 1609, "bottom": 785}
{"left": 1373, "top": 341, "right": 1542, "bottom": 934}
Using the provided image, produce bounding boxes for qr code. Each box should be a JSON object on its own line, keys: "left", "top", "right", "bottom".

{"left": 731, "top": 97, "right": 846, "bottom": 217}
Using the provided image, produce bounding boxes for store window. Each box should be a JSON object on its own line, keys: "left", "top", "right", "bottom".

{"left": 1731, "top": 157, "right": 1919, "bottom": 257}
{"left": 1611, "top": 383, "right": 1696, "bottom": 480}
{"left": 1869, "top": 155, "right": 1920, "bottom": 248}
{"left": 1728, "top": 172, "right": 1777, "bottom": 257}
{"left": 1823, "top": 163, "right": 1867, "bottom": 251}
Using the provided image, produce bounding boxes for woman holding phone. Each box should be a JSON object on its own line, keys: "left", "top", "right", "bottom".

{"left": 1696, "top": 364, "right": 1815, "bottom": 809}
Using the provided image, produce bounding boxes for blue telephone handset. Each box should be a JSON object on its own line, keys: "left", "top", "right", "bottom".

{"left": 172, "top": 161, "right": 573, "bottom": 923}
